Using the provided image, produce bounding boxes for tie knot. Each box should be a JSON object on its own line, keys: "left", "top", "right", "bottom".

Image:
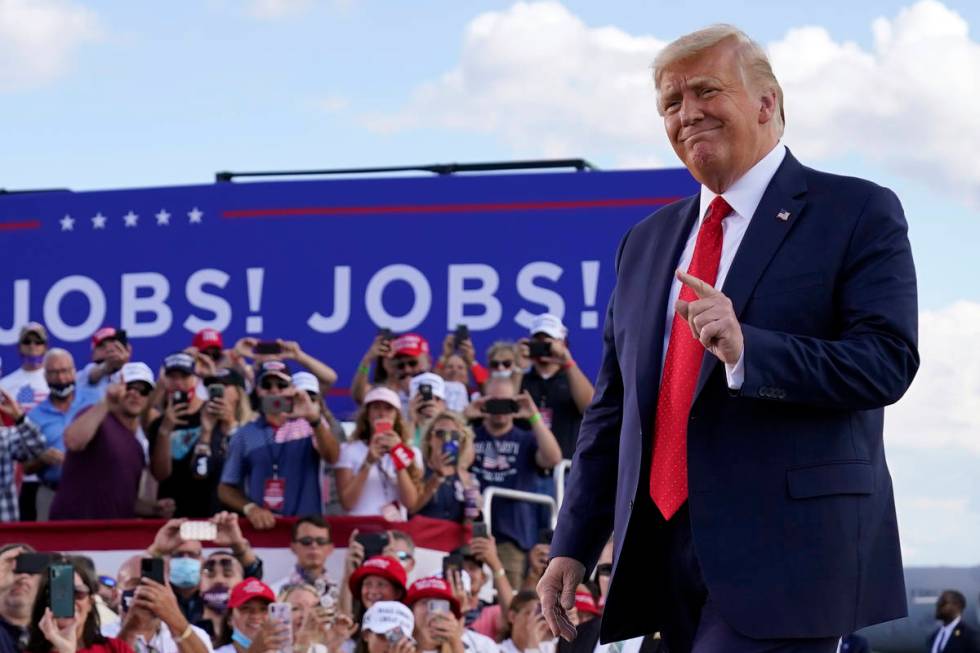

{"left": 705, "top": 196, "right": 732, "bottom": 225}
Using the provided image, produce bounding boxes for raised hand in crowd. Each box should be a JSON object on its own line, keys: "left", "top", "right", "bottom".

{"left": 131, "top": 577, "right": 189, "bottom": 635}
{"left": 0, "top": 388, "right": 25, "bottom": 422}
{"left": 469, "top": 534, "right": 513, "bottom": 613}
{"left": 246, "top": 618, "right": 290, "bottom": 653}
{"left": 323, "top": 612, "right": 357, "bottom": 653}
{"left": 523, "top": 541, "right": 550, "bottom": 592}
{"left": 212, "top": 511, "right": 259, "bottom": 569}
{"left": 513, "top": 391, "right": 540, "bottom": 421}
{"left": 427, "top": 611, "right": 465, "bottom": 653}
{"left": 38, "top": 608, "right": 77, "bottom": 653}
{"left": 146, "top": 518, "right": 186, "bottom": 556}
{"left": 351, "top": 332, "right": 395, "bottom": 404}
{"left": 337, "top": 528, "right": 367, "bottom": 616}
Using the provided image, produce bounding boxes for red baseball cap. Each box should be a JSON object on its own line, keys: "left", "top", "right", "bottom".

{"left": 229, "top": 578, "right": 275, "bottom": 609}
{"left": 349, "top": 556, "right": 408, "bottom": 598}
{"left": 92, "top": 326, "right": 127, "bottom": 348}
{"left": 193, "top": 328, "right": 223, "bottom": 350}
{"left": 406, "top": 576, "right": 461, "bottom": 617}
{"left": 574, "top": 589, "right": 601, "bottom": 616}
{"left": 392, "top": 333, "right": 429, "bottom": 358}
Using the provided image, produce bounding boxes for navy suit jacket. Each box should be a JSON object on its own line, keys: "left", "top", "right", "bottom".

{"left": 550, "top": 150, "right": 919, "bottom": 642}
{"left": 928, "top": 622, "right": 980, "bottom": 652}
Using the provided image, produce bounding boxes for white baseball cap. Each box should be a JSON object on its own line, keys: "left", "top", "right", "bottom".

{"left": 364, "top": 386, "right": 402, "bottom": 411}
{"left": 292, "top": 372, "right": 320, "bottom": 395}
{"left": 116, "top": 362, "right": 155, "bottom": 387}
{"left": 362, "top": 601, "right": 414, "bottom": 636}
{"left": 530, "top": 313, "right": 567, "bottom": 340}
{"left": 409, "top": 372, "right": 446, "bottom": 400}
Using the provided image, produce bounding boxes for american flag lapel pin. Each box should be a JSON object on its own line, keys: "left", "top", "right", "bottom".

{"left": 776, "top": 209, "right": 791, "bottom": 221}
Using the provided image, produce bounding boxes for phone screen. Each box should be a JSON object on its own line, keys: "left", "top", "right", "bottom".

{"left": 484, "top": 398, "right": 519, "bottom": 415}
{"left": 356, "top": 532, "right": 390, "bottom": 559}
{"left": 255, "top": 341, "right": 282, "bottom": 355}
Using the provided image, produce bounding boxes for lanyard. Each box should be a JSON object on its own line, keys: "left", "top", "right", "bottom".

{"left": 264, "top": 423, "right": 286, "bottom": 478}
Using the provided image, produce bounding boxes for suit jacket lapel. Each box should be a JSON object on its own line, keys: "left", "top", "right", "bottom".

{"left": 635, "top": 195, "right": 699, "bottom": 433}
{"left": 693, "top": 149, "right": 809, "bottom": 400}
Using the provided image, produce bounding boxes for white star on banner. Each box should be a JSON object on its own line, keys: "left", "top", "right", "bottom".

{"left": 155, "top": 209, "right": 171, "bottom": 226}
{"left": 92, "top": 213, "right": 107, "bottom": 229}
{"left": 60, "top": 215, "right": 74, "bottom": 231}
{"left": 188, "top": 207, "right": 203, "bottom": 224}
{"left": 123, "top": 211, "right": 139, "bottom": 228}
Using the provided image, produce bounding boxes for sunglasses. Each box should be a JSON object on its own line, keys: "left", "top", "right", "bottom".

{"left": 203, "top": 558, "right": 237, "bottom": 577}
{"left": 433, "top": 429, "right": 462, "bottom": 441}
{"left": 395, "top": 359, "right": 421, "bottom": 371}
{"left": 260, "top": 379, "right": 290, "bottom": 391}
{"left": 20, "top": 337, "right": 45, "bottom": 346}
{"left": 294, "top": 536, "right": 331, "bottom": 547}
{"left": 74, "top": 587, "right": 91, "bottom": 601}
{"left": 488, "top": 360, "right": 513, "bottom": 369}
{"left": 125, "top": 382, "right": 152, "bottom": 397}
{"left": 394, "top": 551, "right": 413, "bottom": 562}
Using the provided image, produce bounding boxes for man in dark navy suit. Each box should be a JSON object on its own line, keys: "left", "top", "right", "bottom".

{"left": 537, "top": 24, "right": 919, "bottom": 653}
{"left": 927, "top": 591, "right": 980, "bottom": 653}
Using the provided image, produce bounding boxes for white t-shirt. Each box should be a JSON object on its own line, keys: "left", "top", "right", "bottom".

{"left": 0, "top": 367, "right": 48, "bottom": 411}
{"left": 501, "top": 639, "right": 556, "bottom": 653}
{"left": 443, "top": 381, "right": 470, "bottom": 413}
{"left": 102, "top": 621, "right": 214, "bottom": 653}
{"left": 336, "top": 440, "right": 422, "bottom": 517}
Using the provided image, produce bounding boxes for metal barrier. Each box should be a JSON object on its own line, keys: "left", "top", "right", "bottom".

{"left": 555, "top": 459, "right": 572, "bottom": 509}
{"left": 482, "top": 486, "right": 559, "bottom": 530}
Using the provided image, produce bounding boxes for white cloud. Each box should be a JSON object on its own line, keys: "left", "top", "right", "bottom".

{"left": 244, "top": 0, "right": 314, "bottom": 19}
{"left": 0, "top": 0, "right": 101, "bottom": 91}
{"left": 887, "top": 300, "right": 980, "bottom": 455}
{"left": 362, "top": 1, "right": 669, "bottom": 165}
{"left": 371, "top": 0, "right": 980, "bottom": 202}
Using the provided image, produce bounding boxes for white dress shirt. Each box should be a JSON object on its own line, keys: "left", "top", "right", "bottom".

{"left": 932, "top": 615, "right": 962, "bottom": 653}
{"left": 660, "top": 142, "right": 787, "bottom": 390}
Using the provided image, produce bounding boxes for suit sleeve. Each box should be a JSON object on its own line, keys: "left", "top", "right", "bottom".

{"left": 549, "top": 229, "right": 630, "bottom": 569}
{"left": 739, "top": 185, "right": 919, "bottom": 409}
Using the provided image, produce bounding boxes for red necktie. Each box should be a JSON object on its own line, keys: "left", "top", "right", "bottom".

{"left": 650, "top": 195, "right": 732, "bottom": 520}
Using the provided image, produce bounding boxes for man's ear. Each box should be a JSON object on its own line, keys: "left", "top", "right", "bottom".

{"left": 758, "top": 89, "right": 778, "bottom": 125}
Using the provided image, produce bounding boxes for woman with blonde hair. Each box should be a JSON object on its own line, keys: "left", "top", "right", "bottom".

{"left": 336, "top": 386, "right": 422, "bottom": 519}
{"left": 410, "top": 411, "right": 480, "bottom": 523}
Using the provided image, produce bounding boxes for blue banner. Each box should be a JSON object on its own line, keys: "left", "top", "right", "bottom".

{"left": 0, "top": 168, "right": 697, "bottom": 415}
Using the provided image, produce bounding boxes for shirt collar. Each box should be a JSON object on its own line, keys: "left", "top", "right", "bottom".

{"left": 698, "top": 142, "right": 787, "bottom": 224}
{"left": 944, "top": 615, "right": 962, "bottom": 632}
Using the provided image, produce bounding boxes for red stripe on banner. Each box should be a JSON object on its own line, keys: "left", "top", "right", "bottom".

{"left": 0, "top": 515, "right": 467, "bottom": 553}
{"left": 0, "top": 219, "right": 42, "bottom": 231}
{"left": 222, "top": 197, "right": 682, "bottom": 220}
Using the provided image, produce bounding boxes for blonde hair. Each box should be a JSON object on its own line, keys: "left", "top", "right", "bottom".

{"left": 420, "top": 411, "right": 475, "bottom": 468}
{"left": 652, "top": 24, "right": 784, "bottom": 134}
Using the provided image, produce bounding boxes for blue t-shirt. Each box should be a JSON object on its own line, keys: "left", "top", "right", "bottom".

{"left": 220, "top": 416, "right": 322, "bottom": 516}
{"left": 471, "top": 425, "right": 539, "bottom": 551}
{"left": 26, "top": 387, "right": 100, "bottom": 486}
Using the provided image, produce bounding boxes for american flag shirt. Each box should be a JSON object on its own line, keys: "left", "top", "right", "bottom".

{"left": 0, "top": 417, "right": 47, "bottom": 521}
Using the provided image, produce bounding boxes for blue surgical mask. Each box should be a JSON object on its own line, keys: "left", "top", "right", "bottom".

{"left": 232, "top": 629, "right": 252, "bottom": 649}
{"left": 169, "top": 557, "right": 201, "bottom": 588}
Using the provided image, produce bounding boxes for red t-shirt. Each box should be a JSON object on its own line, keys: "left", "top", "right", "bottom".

{"left": 77, "top": 637, "right": 135, "bottom": 653}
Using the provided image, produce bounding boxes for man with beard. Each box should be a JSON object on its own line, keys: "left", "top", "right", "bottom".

{"left": 25, "top": 348, "right": 99, "bottom": 520}
{"left": 0, "top": 544, "right": 40, "bottom": 653}
{"left": 197, "top": 551, "right": 245, "bottom": 645}
{"left": 50, "top": 362, "right": 155, "bottom": 520}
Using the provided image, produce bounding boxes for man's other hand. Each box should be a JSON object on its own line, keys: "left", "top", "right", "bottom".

{"left": 536, "top": 556, "right": 585, "bottom": 642}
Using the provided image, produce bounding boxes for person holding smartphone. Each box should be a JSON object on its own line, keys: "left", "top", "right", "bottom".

{"left": 467, "top": 378, "right": 562, "bottom": 589}
{"left": 410, "top": 413, "right": 479, "bottom": 524}
{"left": 218, "top": 361, "right": 340, "bottom": 530}
{"left": 335, "top": 387, "right": 421, "bottom": 519}
{"left": 405, "top": 577, "right": 497, "bottom": 653}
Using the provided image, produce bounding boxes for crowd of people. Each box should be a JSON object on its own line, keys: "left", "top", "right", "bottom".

{"left": 0, "top": 514, "right": 612, "bottom": 653}
{"left": 0, "top": 314, "right": 593, "bottom": 587}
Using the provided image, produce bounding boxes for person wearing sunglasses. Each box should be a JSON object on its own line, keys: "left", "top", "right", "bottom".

{"left": 218, "top": 361, "right": 340, "bottom": 531}
{"left": 49, "top": 363, "right": 156, "bottom": 521}
{"left": 410, "top": 413, "right": 479, "bottom": 525}
{"left": 197, "top": 551, "right": 244, "bottom": 645}
{"left": 0, "top": 322, "right": 51, "bottom": 522}
{"left": 483, "top": 342, "right": 522, "bottom": 394}
{"left": 269, "top": 515, "right": 336, "bottom": 599}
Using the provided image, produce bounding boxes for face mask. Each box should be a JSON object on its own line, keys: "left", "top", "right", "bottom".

{"left": 232, "top": 629, "right": 252, "bottom": 649}
{"left": 48, "top": 382, "right": 75, "bottom": 399}
{"left": 21, "top": 354, "right": 44, "bottom": 367}
{"left": 491, "top": 370, "right": 514, "bottom": 379}
{"left": 169, "top": 557, "right": 202, "bottom": 588}
{"left": 202, "top": 584, "right": 231, "bottom": 613}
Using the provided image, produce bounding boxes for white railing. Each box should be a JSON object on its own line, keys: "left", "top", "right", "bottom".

{"left": 482, "top": 486, "right": 558, "bottom": 530}
{"left": 554, "top": 459, "right": 572, "bottom": 509}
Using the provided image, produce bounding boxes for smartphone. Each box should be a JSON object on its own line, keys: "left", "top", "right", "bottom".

{"left": 441, "top": 439, "right": 459, "bottom": 465}
{"left": 255, "top": 341, "right": 282, "bottom": 355}
{"left": 268, "top": 603, "right": 293, "bottom": 653}
{"left": 356, "top": 532, "right": 390, "bottom": 559}
{"left": 453, "top": 324, "right": 469, "bottom": 348}
{"left": 179, "top": 521, "right": 217, "bottom": 541}
{"left": 140, "top": 558, "right": 165, "bottom": 585}
{"left": 261, "top": 395, "right": 294, "bottom": 415}
{"left": 483, "top": 398, "right": 519, "bottom": 415}
{"left": 472, "top": 522, "right": 489, "bottom": 539}
{"left": 207, "top": 384, "right": 225, "bottom": 400}
{"left": 378, "top": 327, "right": 394, "bottom": 342}
{"left": 14, "top": 552, "right": 53, "bottom": 575}
{"left": 120, "top": 589, "right": 136, "bottom": 613}
{"left": 427, "top": 598, "right": 451, "bottom": 615}
{"left": 419, "top": 383, "right": 433, "bottom": 401}
{"left": 115, "top": 329, "right": 129, "bottom": 346}
{"left": 442, "top": 553, "right": 464, "bottom": 579}
{"left": 171, "top": 390, "right": 189, "bottom": 405}
{"left": 528, "top": 340, "right": 552, "bottom": 358}
{"left": 373, "top": 418, "right": 393, "bottom": 434}
{"left": 385, "top": 628, "right": 405, "bottom": 645}
{"left": 537, "top": 528, "right": 554, "bottom": 545}
{"left": 48, "top": 564, "right": 75, "bottom": 619}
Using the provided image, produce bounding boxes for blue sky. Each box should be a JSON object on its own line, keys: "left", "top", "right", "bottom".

{"left": 2, "top": 0, "right": 978, "bottom": 565}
